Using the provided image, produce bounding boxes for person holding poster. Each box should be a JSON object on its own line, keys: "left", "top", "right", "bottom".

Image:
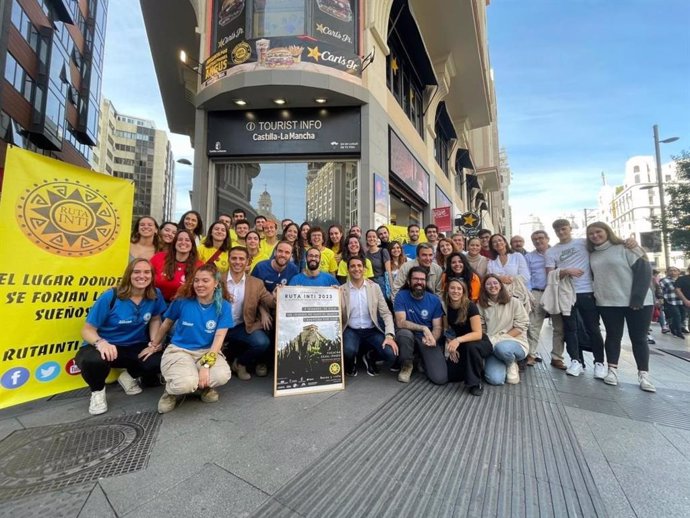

{"left": 340, "top": 257, "right": 398, "bottom": 377}
{"left": 153, "top": 264, "right": 233, "bottom": 413}
{"left": 76, "top": 259, "right": 167, "bottom": 415}
{"left": 289, "top": 248, "right": 339, "bottom": 287}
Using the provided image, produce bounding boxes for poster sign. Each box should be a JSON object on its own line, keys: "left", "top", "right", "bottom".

{"left": 274, "top": 286, "right": 344, "bottom": 396}
{"left": 207, "top": 107, "right": 361, "bottom": 156}
{"left": 373, "top": 173, "right": 389, "bottom": 218}
{"left": 0, "top": 147, "right": 133, "bottom": 409}
{"left": 433, "top": 207, "right": 452, "bottom": 233}
{"left": 389, "top": 128, "right": 429, "bottom": 203}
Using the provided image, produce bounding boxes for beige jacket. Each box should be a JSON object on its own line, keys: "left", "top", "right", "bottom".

{"left": 478, "top": 297, "right": 530, "bottom": 352}
{"left": 541, "top": 269, "right": 576, "bottom": 316}
{"left": 340, "top": 280, "right": 395, "bottom": 336}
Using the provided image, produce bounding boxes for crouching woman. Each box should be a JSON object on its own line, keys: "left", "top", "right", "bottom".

{"left": 478, "top": 274, "right": 530, "bottom": 385}
{"left": 151, "top": 264, "right": 233, "bottom": 413}
{"left": 76, "top": 258, "right": 167, "bottom": 415}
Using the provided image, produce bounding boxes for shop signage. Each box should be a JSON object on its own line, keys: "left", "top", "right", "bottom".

{"left": 274, "top": 286, "right": 344, "bottom": 397}
{"left": 457, "top": 212, "right": 481, "bottom": 234}
{"left": 389, "top": 128, "right": 429, "bottom": 203}
{"left": 203, "top": 0, "right": 360, "bottom": 87}
{"left": 433, "top": 207, "right": 452, "bottom": 233}
{"left": 207, "top": 107, "right": 361, "bottom": 156}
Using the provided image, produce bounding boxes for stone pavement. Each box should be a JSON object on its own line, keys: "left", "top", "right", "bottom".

{"left": 1, "top": 322, "right": 689, "bottom": 517}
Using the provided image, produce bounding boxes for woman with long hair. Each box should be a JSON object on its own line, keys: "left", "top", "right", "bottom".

{"left": 487, "top": 234, "right": 530, "bottom": 286}
{"left": 443, "top": 252, "right": 481, "bottom": 301}
{"left": 76, "top": 259, "right": 167, "bottom": 415}
{"left": 244, "top": 230, "right": 264, "bottom": 273}
{"left": 586, "top": 221, "right": 656, "bottom": 392}
{"left": 466, "top": 237, "right": 488, "bottom": 278}
{"left": 443, "top": 278, "right": 494, "bottom": 396}
{"left": 327, "top": 224, "right": 347, "bottom": 263}
{"left": 158, "top": 221, "right": 178, "bottom": 253}
{"left": 197, "top": 220, "right": 231, "bottom": 274}
{"left": 388, "top": 241, "right": 407, "bottom": 282}
{"left": 435, "top": 237, "right": 456, "bottom": 268}
{"left": 150, "top": 230, "right": 202, "bottom": 302}
{"left": 282, "top": 222, "right": 303, "bottom": 266}
{"left": 178, "top": 210, "right": 204, "bottom": 245}
{"left": 129, "top": 216, "right": 159, "bottom": 261}
{"left": 365, "top": 229, "right": 393, "bottom": 299}
{"left": 337, "top": 235, "right": 374, "bottom": 283}
{"left": 151, "top": 264, "right": 233, "bottom": 413}
{"left": 478, "top": 274, "right": 530, "bottom": 385}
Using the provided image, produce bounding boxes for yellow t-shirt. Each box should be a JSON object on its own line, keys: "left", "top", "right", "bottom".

{"left": 259, "top": 240, "right": 277, "bottom": 258}
{"left": 318, "top": 247, "right": 338, "bottom": 274}
{"left": 197, "top": 244, "right": 230, "bottom": 274}
{"left": 337, "top": 258, "right": 375, "bottom": 279}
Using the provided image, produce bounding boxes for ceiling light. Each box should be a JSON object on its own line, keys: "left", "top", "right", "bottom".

{"left": 314, "top": 97, "right": 327, "bottom": 104}
{"left": 273, "top": 98, "right": 287, "bottom": 105}
{"left": 234, "top": 99, "right": 247, "bottom": 106}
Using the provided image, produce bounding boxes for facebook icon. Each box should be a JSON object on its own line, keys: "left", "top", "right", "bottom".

{"left": 1, "top": 367, "right": 30, "bottom": 389}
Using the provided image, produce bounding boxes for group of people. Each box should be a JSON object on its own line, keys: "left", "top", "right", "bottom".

{"left": 76, "top": 209, "right": 668, "bottom": 417}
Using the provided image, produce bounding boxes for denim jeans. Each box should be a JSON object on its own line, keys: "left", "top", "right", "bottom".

{"left": 224, "top": 324, "right": 271, "bottom": 367}
{"left": 343, "top": 327, "right": 396, "bottom": 365}
{"left": 484, "top": 340, "right": 527, "bottom": 385}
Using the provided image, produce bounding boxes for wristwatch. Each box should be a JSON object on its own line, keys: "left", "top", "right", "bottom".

{"left": 385, "top": 333, "right": 395, "bottom": 339}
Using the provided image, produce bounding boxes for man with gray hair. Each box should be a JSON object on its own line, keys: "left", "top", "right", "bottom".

{"left": 392, "top": 243, "right": 443, "bottom": 300}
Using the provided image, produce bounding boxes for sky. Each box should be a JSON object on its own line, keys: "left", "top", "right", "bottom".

{"left": 101, "top": 1, "right": 690, "bottom": 225}
{"left": 487, "top": 0, "right": 690, "bottom": 234}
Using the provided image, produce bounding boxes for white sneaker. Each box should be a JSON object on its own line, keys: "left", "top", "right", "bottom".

{"left": 566, "top": 359, "right": 583, "bottom": 377}
{"left": 593, "top": 362, "right": 607, "bottom": 380}
{"left": 118, "top": 371, "right": 142, "bottom": 395}
{"left": 603, "top": 368, "right": 618, "bottom": 386}
{"left": 89, "top": 388, "right": 107, "bottom": 415}
{"left": 638, "top": 371, "right": 656, "bottom": 393}
{"left": 157, "top": 391, "right": 178, "bottom": 413}
{"left": 506, "top": 362, "right": 520, "bottom": 384}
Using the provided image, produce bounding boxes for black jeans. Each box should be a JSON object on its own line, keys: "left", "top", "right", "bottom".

{"left": 664, "top": 303, "right": 684, "bottom": 336}
{"left": 598, "top": 306, "right": 652, "bottom": 371}
{"left": 561, "top": 293, "right": 605, "bottom": 364}
{"left": 75, "top": 343, "right": 162, "bottom": 391}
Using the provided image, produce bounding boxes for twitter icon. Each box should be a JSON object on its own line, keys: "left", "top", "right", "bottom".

{"left": 35, "top": 361, "right": 60, "bottom": 382}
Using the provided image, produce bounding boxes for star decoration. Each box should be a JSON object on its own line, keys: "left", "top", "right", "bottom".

{"left": 462, "top": 213, "right": 477, "bottom": 226}
{"left": 307, "top": 46, "right": 321, "bottom": 61}
{"left": 316, "top": 23, "right": 324, "bottom": 32}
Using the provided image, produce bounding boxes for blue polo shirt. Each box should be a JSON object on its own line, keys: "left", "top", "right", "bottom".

{"left": 164, "top": 298, "right": 233, "bottom": 350}
{"left": 403, "top": 243, "right": 418, "bottom": 260}
{"left": 393, "top": 289, "right": 444, "bottom": 337}
{"left": 251, "top": 259, "right": 299, "bottom": 292}
{"left": 84, "top": 288, "right": 167, "bottom": 347}
{"left": 288, "top": 272, "right": 339, "bottom": 287}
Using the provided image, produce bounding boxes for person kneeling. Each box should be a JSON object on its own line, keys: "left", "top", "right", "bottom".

{"left": 152, "top": 264, "right": 233, "bottom": 413}
{"left": 478, "top": 275, "right": 530, "bottom": 385}
{"left": 76, "top": 259, "right": 167, "bottom": 415}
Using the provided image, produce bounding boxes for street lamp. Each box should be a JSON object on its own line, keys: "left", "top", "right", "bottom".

{"left": 653, "top": 124, "right": 679, "bottom": 268}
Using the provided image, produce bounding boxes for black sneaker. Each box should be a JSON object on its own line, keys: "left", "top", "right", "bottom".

{"left": 469, "top": 384, "right": 483, "bottom": 397}
{"left": 362, "top": 351, "right": 380, "bottom": 377}
{"left": 345, "top": 362, "right": 358, "bottom": 377}
{"left": 389, "top": 359, "right": 401, "bottom": 372}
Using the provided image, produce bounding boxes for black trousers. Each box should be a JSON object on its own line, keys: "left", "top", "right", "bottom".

{"left": 598, "top": 305, "right": 652, "bottom": 371}
{"left": 562, "top": 293, "right": 605, "bottom": 364}
{"left": 75, "top": 343, "right": 162, "bottom": 391}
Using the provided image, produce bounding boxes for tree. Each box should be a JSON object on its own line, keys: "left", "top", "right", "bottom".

{"left": 667, "top": 150, "right": 690, "bottom": 257}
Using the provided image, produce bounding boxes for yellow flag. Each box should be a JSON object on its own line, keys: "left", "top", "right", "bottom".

{"left": 0, "top": 147, "right": 134, "bottom": 409}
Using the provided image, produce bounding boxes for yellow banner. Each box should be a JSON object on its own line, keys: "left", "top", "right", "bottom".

{"left": 387, "top": 224, "right": 426, "bottom": 245}
{"left": 0, "top": 147, "right": 134, "bottom": 409}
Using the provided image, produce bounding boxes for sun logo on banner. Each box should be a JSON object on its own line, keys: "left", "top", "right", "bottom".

{"left": 15, "top": 179, "right": 120, "bottom": 256}
{"left": 329, "top": 363, "right": 341, "bottom": 375}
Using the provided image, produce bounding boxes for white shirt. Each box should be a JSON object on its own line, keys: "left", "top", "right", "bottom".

{"left": 348, "top": 282, "right": 374, "bottom": 329}
{"left": 487, "top": 253, "right": 531, "bottom": 286}
{"left": 226, "top": 274, "right": 246, "bottom": 326}
{"left": 545, "top": 238, "right": 593, "bottom": 293}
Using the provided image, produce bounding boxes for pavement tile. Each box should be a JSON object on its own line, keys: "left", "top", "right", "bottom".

{"left": 0, "top": 416, "right": 23, "bottom": 441}
{"left": 124, "top": 463, "right": 269, "bottom": 518}
{"left": 77, "top": 483, "right": 117, "bottom": 518}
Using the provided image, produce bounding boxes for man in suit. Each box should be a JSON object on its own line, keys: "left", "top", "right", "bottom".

{"left": 224, "top": 246, "right": 276, "bottom": 380}
{"left": 340, "top": 257, "right": 398, "bottom": 377}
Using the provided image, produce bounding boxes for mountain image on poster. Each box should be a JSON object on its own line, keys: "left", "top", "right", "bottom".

{"left": 278, "top": 324, "right": 341, "bottom": 382}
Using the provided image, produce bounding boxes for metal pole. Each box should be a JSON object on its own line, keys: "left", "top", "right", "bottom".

{"left": 654, "top": 124, "right": 671, "bottom": 268}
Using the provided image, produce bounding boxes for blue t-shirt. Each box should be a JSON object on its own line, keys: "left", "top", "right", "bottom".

{"left": 164, "top": 298, "right": 233, "bottom": 350}
{"left": 288, "top": 272, "right": 339, "bottom": 287}
{"left": 403, "top": 243, "right": 417, "bottom": 260}
{"left": 251, "top": 259, "right": 299, "bottom": 292}
{"left": 84, "top": 288, "right": 167, "bottom": 347}
{"left": 393, "top": 289, "right": 444, "bottom": 337}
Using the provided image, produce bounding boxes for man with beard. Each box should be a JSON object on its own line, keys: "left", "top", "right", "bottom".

{"left": 392, "top": 243, "right": 443, "bottom": 300}
{"left": 224, "top": 247, "right": 275, "bottom": 380}
{"left": 376, "top": 225, "right": 390, "bottom": 247}
{"left": 393, "top": 266, "right": 443, "bottom": 383}
{"left": 341, "top": 257, "right": 398, "bottom": 377}
{"left": 403, "top": 224, "right": 421, "bottom": 260}
{"left": 289, "top": 248, "right": 338, "bottom": 287}
{"left": 251, "top": 241, "right": 299, "bottom": 293}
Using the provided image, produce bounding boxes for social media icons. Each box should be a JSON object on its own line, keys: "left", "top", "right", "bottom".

{"left": 1, "top": 367, "right": 30, "bottom": 389}
{"left": 65, "top": 358, "right": 81, "bottom": 375}
{"left": 35, "top": 361, "right": 60, "bottom": 382}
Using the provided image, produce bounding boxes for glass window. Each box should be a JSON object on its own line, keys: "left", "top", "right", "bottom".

{"left": 216, "top": 160, "right": 358, "bottom": 227}
{"left": 386, "top": 39, "right": 425, "bottom": 137}
{"left": 4, "top": 53, "right": 34, "bottom": 102}
{"left": 251, "top": 0, "right": 306, "bottom": 38}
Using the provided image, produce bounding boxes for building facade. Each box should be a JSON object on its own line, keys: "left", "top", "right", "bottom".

{"left": 91, "top": 98, "right": 175, "bottom": 222}
{"left": 141, "top": 0, "right": 502, "bottom": 232}
{"left": 0, "top": 0, "right": 106, "bottom": 180}
{"left": 597, "top": 156, "right": 684, "bottom": 269}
